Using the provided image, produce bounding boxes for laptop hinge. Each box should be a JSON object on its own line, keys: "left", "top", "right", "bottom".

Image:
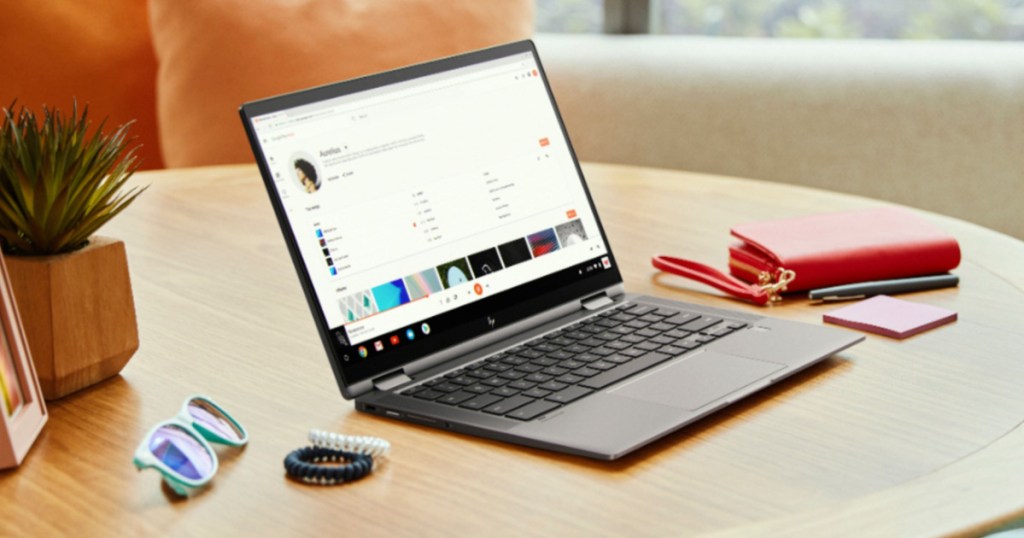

{"left": 372, "top": 370, "right": 412, "bottom": 392}
{"left": 581, "top": 292, "right": 615, "bottom": 311}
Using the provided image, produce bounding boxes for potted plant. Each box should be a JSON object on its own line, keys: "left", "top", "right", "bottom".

{"left": 0, "top": 102, "right": 146, "bottom": 399}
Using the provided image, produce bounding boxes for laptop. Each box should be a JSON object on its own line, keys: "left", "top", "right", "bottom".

{"left": 239, "top": 40, "right": 862, "bottom": 460}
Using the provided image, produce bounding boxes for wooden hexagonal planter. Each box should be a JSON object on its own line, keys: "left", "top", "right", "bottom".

{"left": 4, "top": 236, "right": 139, "bottom": 400}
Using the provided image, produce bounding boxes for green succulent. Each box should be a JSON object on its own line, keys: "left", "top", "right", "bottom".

{"left": 0, "top": 102, "right": 146, "bottom": 256}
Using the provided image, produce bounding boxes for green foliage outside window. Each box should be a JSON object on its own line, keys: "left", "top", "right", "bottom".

{"left": 536, "top": 0, "right": 1024, "bottom": 40}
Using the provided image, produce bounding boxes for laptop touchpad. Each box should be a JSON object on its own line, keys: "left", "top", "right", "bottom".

{"left": 610, "top": 350, "right": 785, "bottom": 411}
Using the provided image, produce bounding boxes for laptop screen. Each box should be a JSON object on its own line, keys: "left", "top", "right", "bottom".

{"left": 241, "top": 41, "right": 621, "bottom": 392}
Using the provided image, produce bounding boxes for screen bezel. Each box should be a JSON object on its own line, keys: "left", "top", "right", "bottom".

{"left": 239, "top": 40, "right": 623, "bottom": 397}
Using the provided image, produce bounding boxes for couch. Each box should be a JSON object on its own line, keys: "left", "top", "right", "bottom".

{"left": 4, "top": 3, "right": 1021, "bottom": 238}
{"left": 536, "top": 34, "right": 1024, "bottom": 239}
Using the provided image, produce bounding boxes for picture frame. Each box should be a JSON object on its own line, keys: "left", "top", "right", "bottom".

{"left": 0, "top": 250, "right": 47, "bottom": 469}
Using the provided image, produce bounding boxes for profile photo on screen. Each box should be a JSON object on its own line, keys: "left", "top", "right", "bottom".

{"left": 293, "top": 157, "right": 320, "bottom": 193}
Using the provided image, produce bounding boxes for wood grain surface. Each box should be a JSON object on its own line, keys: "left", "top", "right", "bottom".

{"left": 1, "top": 163, "right": 1021, "bottom": 537}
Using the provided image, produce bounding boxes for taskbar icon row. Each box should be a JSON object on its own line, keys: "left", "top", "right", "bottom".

{"left": 353, "top": 322, "right": 432, "bottom": 360}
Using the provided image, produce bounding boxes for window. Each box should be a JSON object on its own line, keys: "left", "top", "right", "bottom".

{"left": 536, "top": 0, "right": 1024, "bottom": 40}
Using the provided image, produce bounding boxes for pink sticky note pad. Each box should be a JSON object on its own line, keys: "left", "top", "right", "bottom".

{"left": 823, "top": 295, "right": 957, "bottom": 339}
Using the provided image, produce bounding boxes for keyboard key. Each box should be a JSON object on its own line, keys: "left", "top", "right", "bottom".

{"left": 433, "top": 382, "right": 461, "bottom": 393}
{"left": 625, "top": 304, "right": 656, "bottom": 316}
{"left": 465, "top": 369, "right": 492, "bottom": 380}
{"left": 538, "top": 380, "right": 568, "bottom": 392}
{"left": 491, "top": 386, "right": 520, "bottom": 398}
{"left": 483, "top": 395, "right": 535, "bottom": 415}
{"left": 498, "top": 370, "right": 527, "bottom": 380}
{"left": 401, "top": 385, "right": 426, "bottom": 396}
{"left": 560, "top": 359, "right": 585, "bottom": 370}
{"left": 580, "top": 351, "right": 673, "bottom": 390}
{"left": 573, "top": 367, "right": 600, "bottom": 377}
{"left": 509, "top": 380, "right": 537, "bottom": 391}
{"left": 541, "top": 366, "right": 570, "bottom": 376}
{"left": 547, "top": 350, "right": 574, "bottom": 361}
{"left": 460, "top": 393, "right": 503, "bottom": 410}
{"left": 531, "top": 357, "right": 558, "bottom": 367}
{"left": 704, "top": 326, "right": 734, "bottom": 337}
{"left": 664, "top": 329, "right": 692, "bottom": 339}
{"left": 437, "top": 391, "right": 475, "bottom": 405}
{"left": 414, "top": 389, "right": 445, "bottom": 400}
{"left": 465, "top": 384, "right": 492, "bottom": 394}
{"left": 606, "top": 354, "right": 633, "bottom": 365}
{"left": 619, "top": 347, "right": 646, "bottom": 358}
{"left": 522, "top": 387, "right": 552, "bottom": 399}
{"left": 514, "top": 363, "right": 543, "bottom": 374}
{"left": 555, "top": 373, "right": 585, "bottom": 385}
{"left": 659, "top": 345, "right": 687, "bottom": 356}
{"left": 665, "top": 312, "right": 700, "bottom": 325}
{"left": 725, "top": 321, "right": 748, "bottom": 330}
{"left": 654, "top": 308, "right": 680, "bottom": 317}
{"left": 506, "top": 400, "right": 561, "bottom": 421}
{"left": 546, "top": 385, "right": 593, "bottom": 404}
{"left": 481, "top": 377, "right": 509, "bottom": 387}
{"left": 680, "top": 316, "right": 723, "bottom": 332}
{"left": 525, "top": 373, "right": 554, "bottom": 383}
{"left": 589, "top": 360, "right": 616, "bottom": 371}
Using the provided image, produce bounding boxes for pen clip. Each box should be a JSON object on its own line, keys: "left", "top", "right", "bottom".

{"left": 819, "top": 294, "right": 866, "bottom": 303}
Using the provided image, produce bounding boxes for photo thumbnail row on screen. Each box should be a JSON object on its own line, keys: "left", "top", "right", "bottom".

{"left": 337, "top": 218, "right": 590, "bottom": 325}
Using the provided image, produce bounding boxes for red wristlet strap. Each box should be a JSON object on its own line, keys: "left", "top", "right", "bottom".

{"left": 652, "top": 255, "right": 784, "bottom": 305}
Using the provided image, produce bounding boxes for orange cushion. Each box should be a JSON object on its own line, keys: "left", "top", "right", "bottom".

{"left": 150, "top": 0, "right": 535, "bottom": 168}
{"left": 0, "top": 2, "right": 163, "bottom": 170}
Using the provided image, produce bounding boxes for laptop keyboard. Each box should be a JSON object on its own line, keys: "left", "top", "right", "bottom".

{"left": 398, "top": 302, "right": 747, "bottom": 421}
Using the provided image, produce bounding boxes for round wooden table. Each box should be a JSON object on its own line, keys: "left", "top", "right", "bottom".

{"left": 2, "top": 163, "right": 1022, "bottom": 536}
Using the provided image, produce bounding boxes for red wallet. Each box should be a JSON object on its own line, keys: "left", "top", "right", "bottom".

{"left": 652, "top": 207, "right": 961, "bottom": 305}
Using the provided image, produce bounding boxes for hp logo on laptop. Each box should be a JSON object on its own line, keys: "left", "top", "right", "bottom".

{"left": 487, "top": 316, "right": 496, "bottom": 329}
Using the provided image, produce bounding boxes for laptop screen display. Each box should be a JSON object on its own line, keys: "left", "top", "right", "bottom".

{"left": 242, "top": 42, "right": 620, "bottom": 389}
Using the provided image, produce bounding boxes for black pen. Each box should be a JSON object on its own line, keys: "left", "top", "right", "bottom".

{"left": 808, "top": 273, "right": 959, "bottom": 302}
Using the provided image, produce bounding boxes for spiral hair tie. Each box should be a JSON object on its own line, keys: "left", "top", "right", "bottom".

{"left": 283, "top": 446, "right": 373, "bottom": 485}
{"left": 283, "top": 430, "right": 391, "bottom": 486}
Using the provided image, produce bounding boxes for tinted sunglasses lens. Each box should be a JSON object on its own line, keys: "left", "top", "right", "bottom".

{"left": 148, "top": 424, "right": 215, "bottom": 481}
{"left": 187, "top": 398, "right": 245, "bottom": 443}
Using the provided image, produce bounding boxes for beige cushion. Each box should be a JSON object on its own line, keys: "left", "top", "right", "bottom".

{"left": 537, "top": 34, "right": 1024, "bottom": 239}
{"left": 150, "top": 0, "right": 535, "bottom": 168}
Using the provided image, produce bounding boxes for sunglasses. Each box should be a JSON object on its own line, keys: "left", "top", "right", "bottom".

{"left": 133, "top": 395, "right": 248, "bottom": 496}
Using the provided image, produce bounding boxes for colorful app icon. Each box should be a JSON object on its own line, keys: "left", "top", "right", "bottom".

{"left": 358, "top": 346, "right": 368, "bottom": 358}
{"left": 473, "top": 283, "right": 483, "bottom": 296}
{"left": 374, "top": 340, "right": 384, "bottom": 352}
{"left": 389, "top": 335, "right": 400, "bottom": 346}
{"left": 601, "top": 256, "right": 611, "bottom": 269}
{"left": 421, "top": 323, "right": 431, "bottom": 335}
{"left": 406, "top": 328, "right": 415, "bottom": 341}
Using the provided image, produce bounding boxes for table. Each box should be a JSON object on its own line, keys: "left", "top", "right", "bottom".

{"left": 2, "top": 163, "right": 1023, "bottom": 536}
